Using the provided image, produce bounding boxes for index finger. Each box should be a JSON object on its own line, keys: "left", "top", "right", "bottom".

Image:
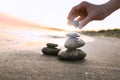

{"left": 67, "top": 7, "right": 77, "bottom": 21}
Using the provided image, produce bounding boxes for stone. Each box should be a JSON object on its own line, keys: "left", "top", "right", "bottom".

{"left": 42, "top": 43, "right": 60, "bottom": 56}
{"left": 58, "top": 49, "right": 86, "bottom": 60}
{"left": 57, "top": 32, "right": 87, "bottom": 61}
{"left": 64, "top": 38, "right": 85, "bottom": 50}
{"left": 42, "top": 47, "right": 60, "bottom": 56}
{"left": 47, "top": 43, "right": 58, "bottom": 48}
{"left": 71, "top": 21, "right": 79, "bottom": 27}
{"left": 66, "top": 32, "right": 80, "bottom": 38}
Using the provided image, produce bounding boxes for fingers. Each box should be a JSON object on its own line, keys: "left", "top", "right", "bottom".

{"left": 67, "top": 1, "right": 89, "bottom": 28}
{"left": 68, "top": 10, "right": 91, "bottom": 29}
{"left": 67, "top": 3, "right": 84, "bottom": 22}
{"left": 67, "top": 1, "right": 88, "bottom": 21}
{"left": 67, "top": 7, "right": 79, "bottom": 22}
{"left": 67, "top": 13, "right": 92, "bottom": 29}
{"left": 68, "top": 15, "right": 92, "bottom": 29}
{"left": 67, "top": 1, "right": 93, "bottom": 29}
{"left": 67, "top": 7, "right": 86, "bottom": 26}
{"left": 78, "top": 15, "right": 92, "bottom": 29}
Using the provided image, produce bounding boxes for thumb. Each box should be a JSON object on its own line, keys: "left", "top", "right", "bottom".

{"left": 78, "top": 15, "right": 92, "bottom": 29}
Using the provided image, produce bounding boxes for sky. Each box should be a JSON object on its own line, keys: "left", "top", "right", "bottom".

{"left": 0, "top": 0, "right": 120, "bottom": 31}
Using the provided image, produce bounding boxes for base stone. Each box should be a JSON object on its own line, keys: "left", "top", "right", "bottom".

{"left": 42, "top": 47, "right": 61, "bottom": 56}
{"left": 58, "top": 49, "right": 86, "bottom": 60}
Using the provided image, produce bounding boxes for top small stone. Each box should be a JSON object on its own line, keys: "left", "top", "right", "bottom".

{"left": 66, "top": 32, "right": 80, "bottom": 38}
{"left": 46, "top": 43, "right": 58, "bottom": 48}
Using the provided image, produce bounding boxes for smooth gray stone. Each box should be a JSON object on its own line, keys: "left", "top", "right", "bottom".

{"left": 42, "top": 47, "right": 60, "bottom": 56}
{"left": 66, "top": 32, "right": 80, "bottom": 38}
{"left": 46, "top": 43, "right": 58, "bottom": 48}
{"left": 64, "top": 38, "right": 85, "bottom": 50}
{"left": 58, "top": 49, "right": 86, "bottom": 60}
{"left": 71, "top": 21, "right": 79, "bottom": 27}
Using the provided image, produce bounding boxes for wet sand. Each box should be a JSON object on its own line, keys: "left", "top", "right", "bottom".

{"left": 0, "top": 26, "right": 120, "bottom": 80}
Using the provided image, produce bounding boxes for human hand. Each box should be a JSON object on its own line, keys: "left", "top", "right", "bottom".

{"left": 67, "top": 1, "right": 110, "bottom": 29}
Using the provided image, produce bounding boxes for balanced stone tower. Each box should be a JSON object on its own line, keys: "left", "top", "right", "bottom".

{"left": 42, "top": 43, "right": 61, "bottom": 56}
{"left": 58, "top": 32, "right": 86, "bottom": 60}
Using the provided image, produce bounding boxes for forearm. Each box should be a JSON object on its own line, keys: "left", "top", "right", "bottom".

{"left": 104, "top": 0, "right": 120, "bottom": 15}
{"left": 110, "top": 0, "right": 120, "bottom": 9}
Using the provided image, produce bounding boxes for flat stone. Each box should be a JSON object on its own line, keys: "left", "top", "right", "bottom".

{"left": 71, "top": 21, "right": 79, "bottom": 27}
{"left": 64, "top": 38, "right": 85, "bottom": 50}
{"left": 42, "top": 47, "right": 60, "bottom": 56}
{"left": 46, "top": 43, "right": 58, "bottom": 48}
{"left": 66, "top": 32, "right": 80, "bottom": 38}
{"left": 58, "top": 49, "right": 86, "bottom": 60}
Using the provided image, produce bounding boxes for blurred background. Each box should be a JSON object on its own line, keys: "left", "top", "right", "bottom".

{"left": 0, "top": 0, "right": 120, "bottom": 30}
{"left": 0, "top": 0, "right": 120, "bottom": 48}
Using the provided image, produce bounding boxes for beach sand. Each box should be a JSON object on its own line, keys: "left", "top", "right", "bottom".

{"left": 0, "top": 24, "right": 120, "bottom": 80}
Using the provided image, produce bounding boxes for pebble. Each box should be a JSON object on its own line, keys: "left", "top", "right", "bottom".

{"left": 66, "top": 32, "right": 80, "bottom": 38}
{"left": 71, "top": 21, "right": 79, "bottom": 27}
{"left": 47, "top": 43, "right": 58, "bottom": 48}
{"left": 64, "top": 38, "right": 85, "bottom": 50}
{"left": 58, "top": 49, "right": 86, "bottom": 60}
{"left": 42, "top": 47, "right": 60, "bottom": 56}
{"left": 42, "top": 43, "right": 60, "bottom": 56}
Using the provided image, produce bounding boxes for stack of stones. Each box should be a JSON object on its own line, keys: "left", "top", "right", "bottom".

{"left": 58, "top": 32, "right": 86, "bottom": 60}
{"left": 42, "top": 43, "right": 61, "bottom": 56}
